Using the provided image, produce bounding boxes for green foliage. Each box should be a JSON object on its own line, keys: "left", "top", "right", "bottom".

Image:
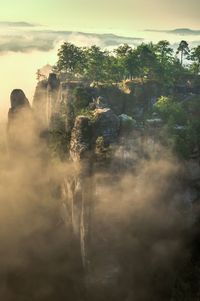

{"left": 72, "top": 87, "right": 92, "bottom": 115}
{"left": 169, "top": 128, "right": 190, "bottom": 159}
{"left": 154, "top": 95, "right": 200, "bottom": 159}
{"left": 57, "top": 42, "right": 85, "bottom": 74}
{"left": 55, "top": 40, "right": 200, "bottom": 91}
{"left": 83, "top": 46, "right": 110, "bottom": 82}
{"left": 95, "top": 136, "right": 114, "bottom": 161}
{"left": 176, "top": 40, "right": 190, "bottom": 65}
{"left": 95, "top": 136, "right": 106, "bottom": 151}
{"left": 114, "top": 44, "right": 139, "bottom": 80}
{"left": 75, "top": 108, "right": 97, "bottom": 123}
{"left": 154, "top": 96, "right": 187, "bottom": 125}
{"left": 55, "top": 40, "right": 200, "bottom": 160}
{"left": 103, "top": 55, "right": 125, "bottom": 83}
{"left": 49, "top": 113, "right": 70, "bottom": 160}
{"left": 189, "top": 45, "right": 200, "bottom": 74}
{"left": 135, "top": 43, "right": 158, "bottom": 80}
{"left": 155, "top": 40, "right": 173, "bottom": 63}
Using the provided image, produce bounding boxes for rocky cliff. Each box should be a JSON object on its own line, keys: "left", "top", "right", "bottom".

{"left": 31, "top": 74, "right": 200, "bottom": 300}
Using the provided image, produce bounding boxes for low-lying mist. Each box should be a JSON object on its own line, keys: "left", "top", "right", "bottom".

{"left": 0, "top": 102, "right": 196, "bottom": 300}
{"left": 0, "top": 105, "right": 85, "bottom": 300}
{"left": 89, "top": 157, "right": 192, "bottom": 300}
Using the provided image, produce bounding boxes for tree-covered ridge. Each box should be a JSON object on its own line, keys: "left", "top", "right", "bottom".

{"left": 31, "top": 39, "right": 200, "bottom": 300}
{"left": 49, "top": 40, "right": 200, "bottom": 160}
{"left": 54, "top": 40, "right": 200, "bottom": 86}
{"left": 35, "top": 39, "right": 200, "bottom": 161}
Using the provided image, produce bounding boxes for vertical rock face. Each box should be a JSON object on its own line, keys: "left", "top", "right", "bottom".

{"left": 59, "top": 83, "right": 75, "bottom": 133}
{"left": 64, "top": 109, "right": 123, "bottom": 297}
{"left": 6, "top": 86, "right": 87, "bottom": 301}
{"left": 68, "top": 109, "right": 119, "bottom": 266}
{"left": 47, "top": 73, "right": 60, "bottom": 125}
{"left": 31, "top": 77, "right": 200, "bottom": 301}
{"left": 7, "top": 89, "right": 34, "bottom": 153}
{"left": 70, "top": 116, "right": 92, "bottom": 162}
{"left": 32, "top": 73, "right": 60, "bottom": 129}
{"left": 32, "top": 78, "right": 154, "bottom": 279}
{"left": 9, "top": 89, "right": 30, "bottom": 110}
{"left": 93, "top": 108, "right": 120, "bottom": 144}
{"left": 32, "top": 80, "right": 48, "bottom": 128}
{"left": 64, "top": 116, "right": 93, "bottom": 269}
{"left": 8, "top": 89, "right": 31, "bottom": 125}
{"left": 48, "top": 73, "right": 60, "bottom": 90}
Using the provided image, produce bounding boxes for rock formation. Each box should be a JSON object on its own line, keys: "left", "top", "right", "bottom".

{"left": 30, "top": 74, "right": 200, "bottom": 300}
{"left": 8, "top": 89, "right": 31, "bottom": 124}
{"left": 7, "top": 89, "right": 34, "bottom": 153}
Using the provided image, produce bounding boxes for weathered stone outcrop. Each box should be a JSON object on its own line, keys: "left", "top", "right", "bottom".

{"left": 33, "top": 74, "right": 137, "bottom": 130}
{"left": 32, "top": 80, "right": 48, "bottom": 128}
{"left": 70, "top": 116, "right": 92, "bottom": 162}
{"left": 32, "top": 75, "right": 200, "bottom": 300}
{"left": 7, "top": 89, "right": 34, "bottom": 152}
{"left": 32, "top": 73, "right": 60, "bottom": 128}
{"left": 9, "top": 89, "right": 30, "bottom": 109}
{"left": 63, "top": 116, "right": 93, "bottom": 269}
{"left": 93, "top": 108, "right": 120, "bottom": 144}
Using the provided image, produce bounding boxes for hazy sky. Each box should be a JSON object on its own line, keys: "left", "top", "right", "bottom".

{"left": 0, "top": 0, "right": 200, "bottom": 120}
{"left": 0, "top": 0, "right": 200, "bottom": 33}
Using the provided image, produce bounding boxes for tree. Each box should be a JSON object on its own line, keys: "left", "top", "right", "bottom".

{"left": 102, "top": 55, "right": 125, "bottom": 83}
{"left": 83, "top": 46, "right": 109, "bottom": 83}
{"left": 176, "top": 40, "right": 190, "bottom": 66}
{"left": 190, "top": 45, "right": 200, "bottom": 74}
{"left": 114, "top": 44, "right": 132, "bottom": 58}
{"left": 114, "top": 44, "right": 132, "bottom": 79}
{"left": 125, "top": 49, "right": 140, "bottom": 80}
{"left": 57, "top": 43, "right": 85, "bottom": 75}
{"left": 153, "top": 41, "right": 175, "bottom": 88}
{"left": 155, "top": 40, "right": 173, "bottom": 64}
{"left": 154, "top": 96, "right": 186, "bottom": 125}
{"left": 135, "top": 43, "right": 158, "bottom": 81}
{"left": 114, "top": 44, "right": 140, "bottom": 80}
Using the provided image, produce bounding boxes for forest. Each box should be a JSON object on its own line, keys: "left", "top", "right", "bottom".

{"left": 52, "top": 40, "right": 200, "bottom": 85}
{"left": 41, "top": 40, "right": 200, "bottom": 160}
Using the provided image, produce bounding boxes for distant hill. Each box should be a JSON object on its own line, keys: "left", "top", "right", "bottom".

{"left": 146, "top": 28, "right": 200, "bottom": 36}
{"left": 0, "top": 21, "right": 35, "bottom": 27}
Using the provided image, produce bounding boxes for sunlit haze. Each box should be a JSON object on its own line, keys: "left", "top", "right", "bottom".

{"left": 0, "top": 0, "right": 200, "bottom": 120}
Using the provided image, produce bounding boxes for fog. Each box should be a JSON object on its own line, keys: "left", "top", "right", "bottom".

{"left": 0, "top": 49, "right": 57, "bottom": 122}
{"left": 0, "top": 94, "right": 197, "bottom": 300}
{"left": 0, "top": 100, "right": 86, "bottom": 300}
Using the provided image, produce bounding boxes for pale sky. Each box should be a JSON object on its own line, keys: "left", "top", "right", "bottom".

{"left": 0, "top": 0, "right": 200, "bottom": 121}
{"left": 0, "top": 0, "right": 200, "bottom": 33}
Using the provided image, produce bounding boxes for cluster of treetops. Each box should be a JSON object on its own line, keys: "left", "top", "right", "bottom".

{"left": 51, "top": 40, "right": 200, "bottom": 87}
{"left": 42, "top": 40, "right": 200, "bottom": 160}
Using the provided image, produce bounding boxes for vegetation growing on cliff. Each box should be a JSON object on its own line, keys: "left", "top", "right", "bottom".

{"left": 52, "top": 40, "right": 200, "bottom": 160}
{"left": 55, "top": 40, "right": 200, "bottom": 87}
{"left": 39, "top": 38, "right": 200, "bottom": 165}
{"left": 152, "top": 95, "right": 200, "bottom": 158}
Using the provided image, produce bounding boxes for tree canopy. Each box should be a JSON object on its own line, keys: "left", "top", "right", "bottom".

{"left": 54, "top": 40, "right": 200, "bottom": 86}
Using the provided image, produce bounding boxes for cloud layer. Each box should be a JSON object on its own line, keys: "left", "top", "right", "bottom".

{"left": 1, "top": 22, "right": 200, "bottom": 55}
{"left": 0, "top": 26, "right": 143, "bottom": 54}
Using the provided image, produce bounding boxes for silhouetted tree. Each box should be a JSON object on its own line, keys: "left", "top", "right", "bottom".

{"left": 176, "top": 40, "right": 190, "bottom": 65}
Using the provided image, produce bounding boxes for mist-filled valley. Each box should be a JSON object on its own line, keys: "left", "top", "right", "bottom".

{"left": 0, "top": 34, "right": 200, "bottom": 301}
